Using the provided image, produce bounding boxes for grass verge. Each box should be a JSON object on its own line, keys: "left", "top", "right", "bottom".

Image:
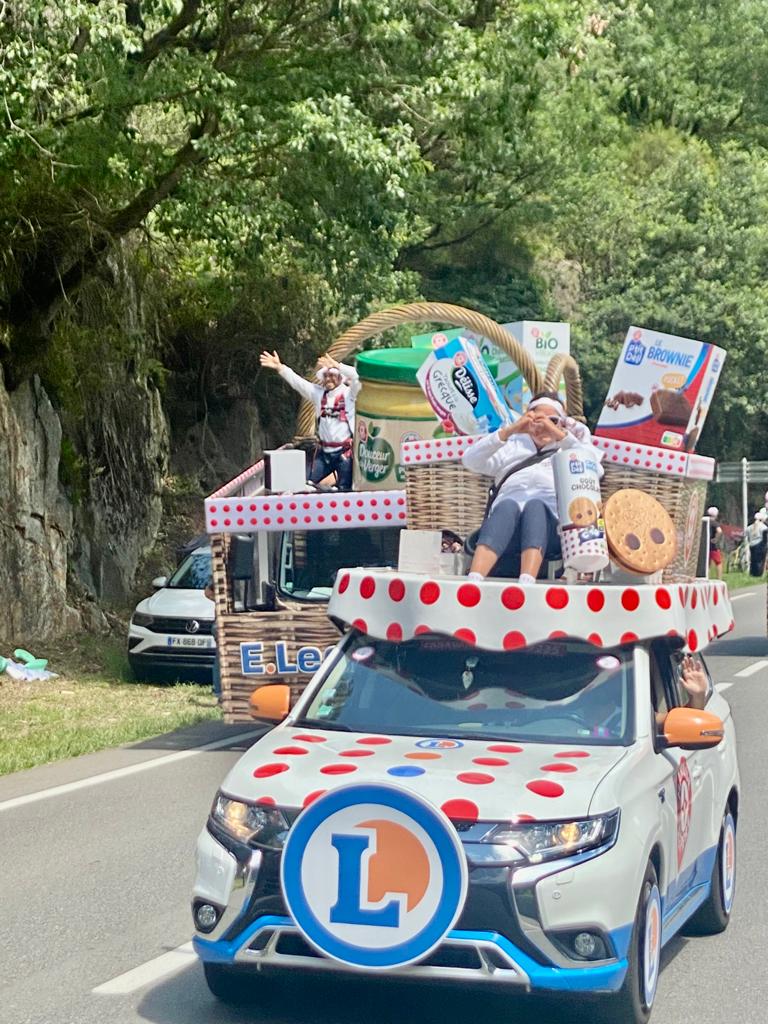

{"left": 0, "top": 633, "right": 221, "bottom": 776}
{"left": 723, "top": 568, "right": 766, "bottom": 591}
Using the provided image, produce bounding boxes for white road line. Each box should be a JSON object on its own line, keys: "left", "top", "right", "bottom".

{"left": 716, "top": 683, "right": 733, "bottom": 692}
{"left": 730, "top": 592, "right": 757, "bottom": 601}
{"left": 93, "top": 942, "right": 196, "bottom": 995}
{"left": 0, "top": 730, "right": 261, "bottom": 814}
{"left": 734, "top": 660, "right": 768, "bottom": 678}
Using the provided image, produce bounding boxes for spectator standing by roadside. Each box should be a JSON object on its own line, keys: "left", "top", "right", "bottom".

{"left": 746, "top": 510, "right": 768, "bottom": 577}
{"left": 707, "top": 506, "right": 724, "bottom": 581}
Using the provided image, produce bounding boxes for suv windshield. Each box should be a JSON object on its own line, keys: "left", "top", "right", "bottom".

{"left": 167, "top": 549, "right": 212, "bottom": 590}
{"left": 279, "top": 528, "right": 402, "bottom": 601}
{"left": 299, "top": 635, "right": 635, "bottom": 746}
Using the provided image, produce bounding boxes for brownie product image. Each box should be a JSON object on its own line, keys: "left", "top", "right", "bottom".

{"left": 650, "top": 388, "right": 692, "bottom": 426}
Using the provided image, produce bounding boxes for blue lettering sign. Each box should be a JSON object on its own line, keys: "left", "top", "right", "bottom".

{"left": 241, "top": 642, "right": 265, "bottom": 675}
{"left": 298, "top": 646, "right": 322, "bottom": 673}
{"left": 329, "top": 833, "right": 400, "bottom": 928}
{"left": 275, "top": 642, "right": 298, "bottom": 674}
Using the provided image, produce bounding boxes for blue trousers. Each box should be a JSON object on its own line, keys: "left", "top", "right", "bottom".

{"left": 310, "top": 447, "right": 353, "bottom": 489}
{"left": 477, "top": 497, "right": 561, "bottom": 565}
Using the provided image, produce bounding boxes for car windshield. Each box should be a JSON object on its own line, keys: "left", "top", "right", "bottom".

{"left": 298, "top": 635, "right": 635, "bottom": 746}
{"left": 278, "top": 528, "right": 402, "bottom": 601}
{"left": 167, "top": 549, "right": 212, "bottom": 589}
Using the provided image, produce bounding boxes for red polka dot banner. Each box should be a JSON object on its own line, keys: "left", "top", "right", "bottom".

{"left": 592, "top": 437, "right": 715, "bottom": 480}
{"left": 205, "top": 489, "right": 408, "bottom": 534}
{"left": 327, "top": 569, "right": 734, "bottom": 653}
{"left": 401, "top": 435, "right": 482, "bottom": 465}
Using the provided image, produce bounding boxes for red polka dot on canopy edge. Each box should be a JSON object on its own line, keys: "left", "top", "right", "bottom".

{"left": 457, "top": 583, "right": 481, "bottom": 608}
{"left": 256, "top": 796, "right": 276, "bottom": 805}
{"left": 338, "top": 573, "right": 350, "bottom": 594}
{"left": 526, "top": 779, "right": 565, "bottom": 798}
{"left": 587, "top": 589, "right": 605, "bottom": 612}
{"left": 292, "top": 734, "right": 327, "bottom": 743}
{"left": 386, "top": 623, "right": 403, "bottom": 642}
{"left": 388, "top": 579, "right": 406, "bottom": 602}
{"left": 457, "top": 772, "right": 495, "bottom": 785}
{"left": 503, "top": 631, "right": 527, "bottom": 650}
{"left": 687, "top": 629, "right": 698, "bottom": 651}
{"left": 320, "top": 764, "right": 358, "bottom": 775}
{"left": 620, "top": 631, "right": 639, "bottom": 644}
{"left": 359, "top": 576, "right": 376, "bottom": 599}
{"left": 501, "top": 586, "right": 525, "bottom": 610}
{"left": 621, "top": 588, "right": 640, "bottom": 611}
{"left": 454, "top": 628, "right": 476, "bottom": 645}
{"left": 420, "top": 581, "right": 441, "bottom": 605}
{"left": 253, "top": 763, "right": 290, "bottom": 778}
{"left": 352, "top": 618, "right": 368, "bottom": 633}
{"left": 488, "top": 743, "right": 523, "bottom": 753}
{"left": 655, "top": 588, "right": 672, "bottom": 610}
{"left": 546, "top": 587, "right": 569, "bottom": 610}
{"left": 441, "top": 799, "right": 479, "bottom": 823}
{"left": 548, "top": 630, "right": 567, "bottom": 639}
{"left": 540, "top": 762, "right": 578, "bottom": 773}
{"left": 357, "top": 736, "right": 392, "bottom": 745}
{"left": 303, "top": 790, "right": 327, "bottom": 807}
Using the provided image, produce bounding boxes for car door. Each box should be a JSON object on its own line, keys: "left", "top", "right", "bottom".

{"left": 656, "top": 646, "right": 714, "bottom": 909}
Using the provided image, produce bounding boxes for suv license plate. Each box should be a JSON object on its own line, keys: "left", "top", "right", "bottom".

{"left": 166, "top": 637, "right": 213, "bottom": 647}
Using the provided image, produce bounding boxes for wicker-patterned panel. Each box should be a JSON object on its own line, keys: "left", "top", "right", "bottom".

{"left": 405, "top": 462, "right": 491, "bottom": 540}
{"left": 217, "top": 603, "right": 340, "bottom": 723}
{"left": 601, "top": 464, "right": 707, "bottom": 582}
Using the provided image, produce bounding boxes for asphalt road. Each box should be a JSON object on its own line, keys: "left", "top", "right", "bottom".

{"left": 1, "top": 585, "right": 766, "bottom": 1024}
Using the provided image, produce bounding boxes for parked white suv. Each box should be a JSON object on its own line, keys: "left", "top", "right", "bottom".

{"left": 128, "top": 545, "right": 215, "bottom": 682}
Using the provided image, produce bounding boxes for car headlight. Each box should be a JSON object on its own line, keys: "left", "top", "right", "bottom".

{"left": 210, "top": 793, "right": 289, "bottom": 849}
{"left": 482, "top": 811, "right": 619, "bottom": 864}
{"left": 132, "top": 612, "right": 154, "bottom": 628}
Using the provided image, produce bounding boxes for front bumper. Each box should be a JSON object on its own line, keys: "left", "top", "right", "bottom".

{"left": 128, "top": 625, "right": 216, "bottom": 674}
{"left": 192, "top": 825, "right": 631, "bottom": 994}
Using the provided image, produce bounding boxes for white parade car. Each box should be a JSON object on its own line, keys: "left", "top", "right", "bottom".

{"left": 192, "top": 570, "right": 738, "bottom": 1024}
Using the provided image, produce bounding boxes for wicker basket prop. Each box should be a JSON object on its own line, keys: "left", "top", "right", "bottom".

{"left": 601, "top": 464, "right": 707, "bottom": 582}
{"left": 292, "top": 302, "right": 585, "bottom": 538}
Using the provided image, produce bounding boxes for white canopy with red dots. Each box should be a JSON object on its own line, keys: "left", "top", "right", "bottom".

{"left": 328, "top": 569, "right": 734, "bottom": 653}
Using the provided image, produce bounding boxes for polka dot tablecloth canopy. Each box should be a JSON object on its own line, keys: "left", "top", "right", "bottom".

{"left": 328, "top": 569, "right": 734, "bottom": 652}
{"left": 205, "top": 490, "right": 407, "bottom": 534}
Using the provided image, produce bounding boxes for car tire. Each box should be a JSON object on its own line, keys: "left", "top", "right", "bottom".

{"left": 594, "top": 862, "right": 661, "bottom": 1024}
{"left": 202, "top": 962, "right": 255, "bottom": 1005}
{"left": 684, "top": 808, "right": 736, "bottom": 936}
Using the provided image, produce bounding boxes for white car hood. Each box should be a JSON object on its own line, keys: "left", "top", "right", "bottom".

{"left": 135, "top": 587, "right": 214, "bottom": 619}
{"left": 222, "top": 725, "right": 629, "bottom": 822}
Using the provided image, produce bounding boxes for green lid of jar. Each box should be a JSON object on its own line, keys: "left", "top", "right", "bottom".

{"left": 356, "top": 346, "right": 499, "bottom": 384}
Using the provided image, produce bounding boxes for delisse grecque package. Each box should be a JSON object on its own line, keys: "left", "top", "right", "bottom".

{"left": 416, "top": 336, "right": 514, "bottom": 435}
{"left": 595, "top": 326, "right": 726, "bottom": 452}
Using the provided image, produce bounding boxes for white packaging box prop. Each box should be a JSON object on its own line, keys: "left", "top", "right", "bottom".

{"left": 595, "top": 326, "right": 726, "bottom": 452}
{"left": 398, "top": 530, "right": 442, "bottom": 574}
{"left": 416, "top": 337, "right": 513, "bottom": 436}
{"left": 412, "top": 322, "right": 570, "bottom": 415}
{"left": 552, "top": 448, "right": 609, "bottom": 572}
{"left": 263, "top": 449, "right": 307, "bottom": 493}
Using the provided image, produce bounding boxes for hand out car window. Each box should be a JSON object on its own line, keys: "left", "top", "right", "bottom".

{"left": 299, "top": 635, "right": 635, "bottom": 746}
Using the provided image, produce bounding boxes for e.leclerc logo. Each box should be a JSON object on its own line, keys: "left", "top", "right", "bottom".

{"left": 281, "top": 784, "right": 468, "bottom": 969}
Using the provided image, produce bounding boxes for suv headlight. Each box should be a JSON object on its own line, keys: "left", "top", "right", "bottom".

{"left": 132, "top": 612, "right": 154, "bottom": 628}
{"left": 211, "top": 793, "right": 289, "bottom": 849}
{"left": 482, "top": 811, "right": 619, "bottom": 864}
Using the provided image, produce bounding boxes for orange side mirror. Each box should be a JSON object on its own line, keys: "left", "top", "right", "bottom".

{"left": 662, "top": 706, "right": 724, "bottom": 750}
{"left": 249, "top": 684, "right": 291, "bottom": 722}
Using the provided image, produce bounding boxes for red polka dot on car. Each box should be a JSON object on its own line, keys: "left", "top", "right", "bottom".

{"left": 473, "top": 757, "right": 509, "bottom": 767}
{"left": 541, "top": 762, "right": 578, "bottom": 773}
{"left": 253, "top": 763, "right": 290, "bottom": 778}
{"left": 320, "top": 764, "right": 358, "bottom": 775}
{"left": 457, "top": 772, "right": 495, "bottom": 785}
{"left": 554, "top": 750, "right": 590, "bottom": 758}
{"left": 339, "top": 749, "right": 375, "bottom": 757}
{"left": 488, "top": 743, "right": 523, "bottom": 753}
{"left": 357, "top": 736, "right": 392, "bottom": 745}
{"left": 526, "top": 779, "right": 564, "bottom": 797}
{"left": 404, "top": 752, "right": 441, "bottom": 760}
{"left": 441, "top": 799, "right": 479, "bottom": 823}
{"left": 457, "top": 584, "right": 481, "bottom": 607}
{"left": 303, "top": 790, "right": 327, "bottom": 806}
{"left": 272, "top": 746, "right": 309, "bottom": 756}
{"left": 256, "top": 796, "right": 276, "bottom": 805}
{"left": 292, "top": 734, "right": 327, "bottom": 743}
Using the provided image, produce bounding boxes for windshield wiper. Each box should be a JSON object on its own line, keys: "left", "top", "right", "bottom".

{"left": 291, "top": 717, "right": 353, "bottom": 732}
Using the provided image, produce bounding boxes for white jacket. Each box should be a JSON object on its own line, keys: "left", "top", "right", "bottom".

{"left": 279, "top": 362, "right": 360, "bottom": 451}
{"left": 462, "top": 422, "right": 603, "bottom": 515}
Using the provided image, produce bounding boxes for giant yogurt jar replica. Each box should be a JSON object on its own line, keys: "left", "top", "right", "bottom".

{"left": 193, "top": 570, "right": 739, "bottom": 1024}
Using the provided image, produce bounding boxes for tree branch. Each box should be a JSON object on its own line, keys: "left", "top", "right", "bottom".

{"left": 132, "top": 0, "right": 202, "bottom": 66}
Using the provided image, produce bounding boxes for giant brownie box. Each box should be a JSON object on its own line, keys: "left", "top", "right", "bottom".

{"left": 595, "top": 326, "right": 726, "bottom": 452}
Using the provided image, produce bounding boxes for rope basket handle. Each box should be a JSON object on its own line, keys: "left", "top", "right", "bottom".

{"left": 296, "top": 301, "right": 545, "bottom": 437}
{"left": 542, "top": 353, "right": 585, "bottom": 422}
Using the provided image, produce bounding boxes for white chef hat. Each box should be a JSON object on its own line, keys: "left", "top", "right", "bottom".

{"left": 707, "top": 506, "right": 719, "bottom": 517}
{"left": 315, "top": 365, "right": 342, "bottom": 383}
